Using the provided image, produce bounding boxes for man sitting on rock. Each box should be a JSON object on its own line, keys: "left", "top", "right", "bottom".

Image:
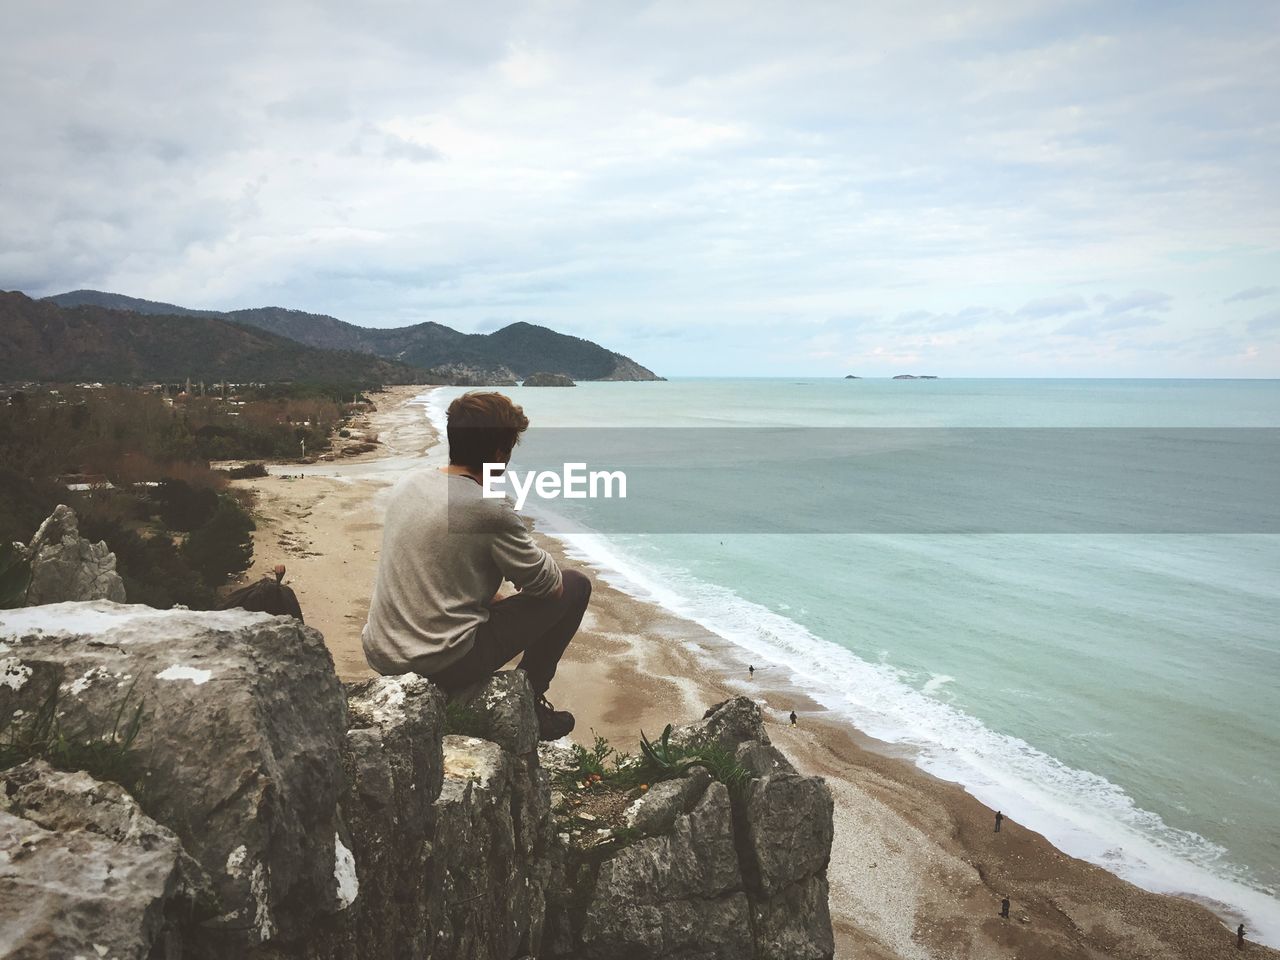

{"left": 363, "top": 391, "right": 589, "bottom": 740}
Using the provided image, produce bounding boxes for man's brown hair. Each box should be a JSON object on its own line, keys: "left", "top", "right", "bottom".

{"left": 446, "top": 392, "right": 530, "bottom": 472}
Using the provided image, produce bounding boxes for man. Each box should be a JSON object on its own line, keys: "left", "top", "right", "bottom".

{"left": 362, "top": 391, "right": 590, "bottom": 740}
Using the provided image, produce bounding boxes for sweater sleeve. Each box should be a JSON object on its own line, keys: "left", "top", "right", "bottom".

{"left": 490, "top": 506, "right": 563, "bottom": 597}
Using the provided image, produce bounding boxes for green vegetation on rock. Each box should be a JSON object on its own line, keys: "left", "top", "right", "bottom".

{"left": 0, "top": 681, "right": 149, "bottom": 799}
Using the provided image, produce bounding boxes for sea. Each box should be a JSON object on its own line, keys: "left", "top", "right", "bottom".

{"left": 423, "top": 378, "right": 1280, "bottom": 943}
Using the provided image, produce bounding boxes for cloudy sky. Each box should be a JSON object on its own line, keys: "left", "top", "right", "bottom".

{"left": 2, "top": 0, "right": 1278, "bottom": 376}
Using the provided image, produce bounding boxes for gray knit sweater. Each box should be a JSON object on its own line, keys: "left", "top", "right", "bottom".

{"left": 362, "top": 468, "right": 563, "bottom": 675}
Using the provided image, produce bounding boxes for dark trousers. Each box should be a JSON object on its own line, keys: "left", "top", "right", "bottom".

{"left": 420, "top": 569, "right": 591, "bottom": 697}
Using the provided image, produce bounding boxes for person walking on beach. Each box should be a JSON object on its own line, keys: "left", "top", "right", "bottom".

{"left": 789, "top": 710, "right": 798, "bottom": 727}
{"left": 995, "top": 810, "right": 1004, "bottom": 833}
{"left": 749, "top": 664, "right": 755, "bottom": 678}
{"left": 1238, "top": 923, "right": 1246, "bottom": 949}
{"left": 362, "top": 391, "right": 590, "bottom": 740}
{"left": 1000, "top": 897, "right": 1010, "bottom": 919}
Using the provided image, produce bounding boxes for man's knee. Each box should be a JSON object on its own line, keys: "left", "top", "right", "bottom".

{"left": 562, "top": 568, "right": 592, "bottom": 607}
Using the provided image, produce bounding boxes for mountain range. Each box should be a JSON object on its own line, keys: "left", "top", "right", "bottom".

{"left": 1, "top": 292, "right": 425, "bottom": 385}
{"left": 40, "top": 290, "right": 660, "bottom": 383}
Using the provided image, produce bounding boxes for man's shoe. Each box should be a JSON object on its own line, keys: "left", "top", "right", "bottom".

{"left": 534, "top": 695, "right": 575, "bottom": 740}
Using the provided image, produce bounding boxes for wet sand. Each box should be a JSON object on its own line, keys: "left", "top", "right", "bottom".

{"left": 236, "top": 385, "right": 1274, "bottom": 960}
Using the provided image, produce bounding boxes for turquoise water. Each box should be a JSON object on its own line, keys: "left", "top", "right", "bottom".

{"left": 424, "top": 378, "right": 1280, "bottom": 941}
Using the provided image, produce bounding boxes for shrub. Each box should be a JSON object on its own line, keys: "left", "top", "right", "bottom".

{"left": 182, "top": 495, "right": 255, "bottom": 586}
{"left": 0, "top": 541, "right": 31, "bottom": 609}
{"left": 638, "top": 724, "right": 750, "bottom": 796}
{"left": 570, "top": 733, "right": 618, "bottom": 780}
{"left": 78, "top": 514, "right": 214, "bottom": 610}
{"left": 0, "top": 468, "right": 63, "bottom": 546}
{"left": 555, "top": 725, "right": 750, "bottom": 797}
{"left": 152, "top": 478, "right": 219, "bottom": 532}
{"left": 226, "top": 462, "right": 268, "bottom": 480}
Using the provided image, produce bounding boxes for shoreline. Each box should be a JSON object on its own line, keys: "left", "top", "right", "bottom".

{"left": 237, "top": 385, "right": 1276, "bottom": 959}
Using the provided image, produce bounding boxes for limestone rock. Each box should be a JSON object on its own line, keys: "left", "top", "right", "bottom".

{"left": 673, "top": 696, "right": 770, "bottom": 752}
{"left": 538, "top": 738, "right": 580, "bottom": 779}
{"left": 451, "top": 669, "right": 540, "bottom": 757}
{"left": 750, "top": 874, "right": 834, "bottom": 960}
{"left": 0, "top": 601, "right": 348, "bottom": 950}
{"left": 739, "top": 773, "right": 834, "bottom": 897}
{"left": 734, "top": 741, "right": 795, "bottom": 779}
{"left": 430, "top": 734, "right": 550, "bottom": 959}
{"left": 316, "top": 673, "right": 447, "bottom": 958}
{"left": 624, "top": 767, "right": 712, "bottom": 836}
{"left": 20, "top": 505, "right": 125, "bottom": 605}
{"left": 577, "top": 782, "right": 753, "bottom": 959}
{"left": 345, "top": 673, "right": 446, "bottom": 809}
{"left": 0, "top": 760, "right": 212, "bottom": 959}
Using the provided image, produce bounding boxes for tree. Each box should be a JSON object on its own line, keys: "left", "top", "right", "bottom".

{"left": 79, "top": 513, "right": 214, "bottom": 610}
{"left": 153, "top": 478, "right": 218, "bottom": 532}
{"left": 182, "top": 496, "right": 254, "bottom": 586}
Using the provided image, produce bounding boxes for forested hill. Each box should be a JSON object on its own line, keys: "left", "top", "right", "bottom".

{"left": 1, "top": 292, "right": 425, "bottom": 385}
{"left": 46, "top": 289, "right": 661, "bottom": 381}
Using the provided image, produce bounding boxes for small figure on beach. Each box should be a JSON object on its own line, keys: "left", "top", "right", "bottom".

{"left": 1238, "top": 923, "right": 1246, "bottom": 949}
{"left": 749, "top": 664, "right": 755, "bottom": 678}
{"left": 789, "top": 710, "right": 798, "bottom": 727}
{"left": 995, "top": 810, "right": 1004, "bottom": 833}
{"left": 1000, "top": 897, "right": 1010, "bottom": 919}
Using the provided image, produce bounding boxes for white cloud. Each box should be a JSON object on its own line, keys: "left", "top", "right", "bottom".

{"left": 0, "top": 0, "right": 1277, "bottom": 375}
{"left": 1100, "top": 290, "right": 1173, "bottom": 316}
{"left": 1248, "top": 310, "right": 1280, "bottom": 337}
{"left": 1018, "top": 294, "right": 1088, "bottom": 318}
{"left": 1226, "top": 286, "right": 1279, "bottom": 304}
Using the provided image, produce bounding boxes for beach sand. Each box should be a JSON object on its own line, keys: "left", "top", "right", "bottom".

{"left": 236, "top": 385, "right": 1273, "bottom": 960}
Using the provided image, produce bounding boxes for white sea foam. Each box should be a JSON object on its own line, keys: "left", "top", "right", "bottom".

{"left": 922, "top": 673, "right": 955, "bottom": 695}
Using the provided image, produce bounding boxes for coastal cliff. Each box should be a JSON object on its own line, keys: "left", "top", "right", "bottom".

{"left": 0, "top": 596, "right": 835, "bottom": 959}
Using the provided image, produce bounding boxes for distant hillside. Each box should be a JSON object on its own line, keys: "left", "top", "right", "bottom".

{"left": 46, "top": 290, "right": 661, "bottom": 381}
{"left": 0, "top": 292, "right": 425, "bottom": 385}
{"left": 44, "top": 290, "right": 221, "bottom": 318}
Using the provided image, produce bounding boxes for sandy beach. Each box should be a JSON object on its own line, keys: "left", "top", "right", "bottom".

{"left": 235, "top": 385, "right": 1275, "bottom": 960}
